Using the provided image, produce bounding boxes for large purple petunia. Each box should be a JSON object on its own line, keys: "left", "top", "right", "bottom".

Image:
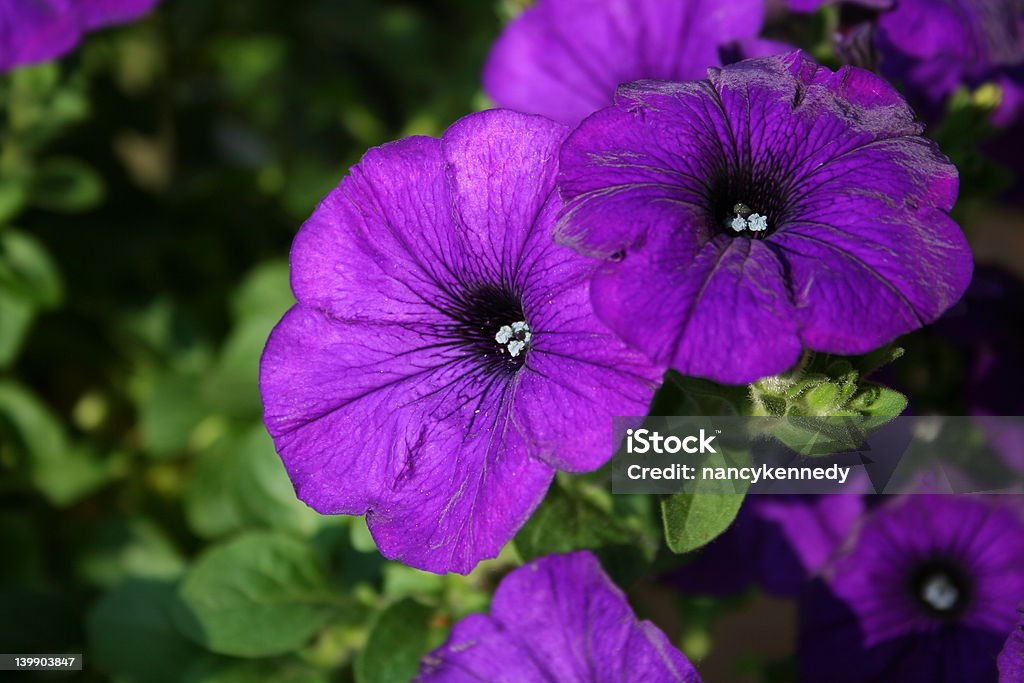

{"left": 483, "top": 0, "right": 780, "bottom": 126}
{"left": 259, "top": 110, "right": 662, "bottom": 575}
{"left": 799, "top": 495, "right": 1024, "bottom": 683}
{"left": 1001, "top": 608, "right": 1024, "bottom": 682}
{"left": 0, "top": 0, "right": 159, "bottom": 73}
{"left": 417, "top": 551, "right": 701, "bottom": 682}
{"left": 556, "top": 51, "right": 972, "bottom": 385}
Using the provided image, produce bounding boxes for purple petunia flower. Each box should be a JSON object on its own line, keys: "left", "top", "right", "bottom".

{"left": 874, "top": 0, "right": 1024, "bottom": 126}
{"left": 417, "top": 551, "right": 701, "bottom": 682}
{"left": 483, "top": 0, "right": 782, "bottom": 126}
{"left": 556, "top": 51, "right": 972, "bottom": 385}
{"left": 790, "top": 0, "right": 1024, "bottom": 126}
{"left": 669, "top": 494, "right": 864, "bottom": 597}
{"left": 0, "top": 0, "right": 159, "bottom": 73}
{"left": 799, "top": 495, "right": 1024, "bottom": 683}
{"left": 259, "top": 109, "right": 662, "bottom": 575}
{"left": 1001, "top": 608, "right": 1024, "bottom": 682}
{"left": 934, "top": 266, "right": 1024, "bottom": 471}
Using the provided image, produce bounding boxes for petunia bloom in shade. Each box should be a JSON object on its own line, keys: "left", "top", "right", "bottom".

{"left": 789, "top": 0, "right": 1024, "bottom": 127}
{"left": 1000, "top": 608, "right": 1024, "bottom": 682}
{"left": 0, "top": 0, "right": 160, "bottom": 73}
{"left": 933, "top": 267, "right": 1024, "bottom": 471}
{"left": 799, "top": 495, "right": 1024, "bottom": 683}
{"left": 417, "top": 551, "right": 701, "bottom": 682}
{"left": 259, "top": 110, "right": 662, "bottom": 575}
{"left": 556, "top": 51, "right": 972, "bottom": 385}
{"left": 483, "top": 0, "right": 781, "bottom": 126}
{"left": 875, "top": 0, "right": 1024, "bottom": 127}
{"left": 669, "top": 494, "right": 863, "bottom": 597}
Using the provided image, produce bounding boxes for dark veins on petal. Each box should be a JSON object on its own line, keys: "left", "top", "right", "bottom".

{"left": 442, "top": 281, "right": 531, "bottom": 376}
{"left": 707, "top": 161, "right": 792, "bottom": 239}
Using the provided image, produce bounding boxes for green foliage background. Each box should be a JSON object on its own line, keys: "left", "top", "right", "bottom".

{"left": 0, "top": 2, "right": 541, "bottom": 681}
{"left": 0, "top": 1, "right": 1014, "bottom": 682}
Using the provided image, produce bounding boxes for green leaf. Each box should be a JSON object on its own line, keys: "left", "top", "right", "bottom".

{"left": 515, "top": 483, "right": 629, "bottom": 559}
{"left": 661, "top": 447, "right": 749, "bottom": 554}
{"left": 204, "top": 317, "right": 274, "bottom": 418}
{"left": 514, "top": 479, "right": 656, "bottom": 581}
{"left": 88, "top": 580, "right": 202, "bottom": 683}
{"left": 0, "top": 380, "right": 115, "bottom": 504}
{"left": 205, "top": 260, "right": 293, "bottom": 418}
{"left": 174, "top": 531, "right": 338, "bottom": 657}
{"left": 229, "top": 260, "right": 293, "bottom": 324}
{"left": 77, "top": 517, "right": 186, "bottom": 588}
{"left": 30, "top": 442, "right": 121, "bottom": 506}
{"left": 848, "top": 385, "right": 908, "bottom": 418}
{"left": 0, "top": 175, "right": 29, "bottom": 224}
{"left": 0, "top": 230, "right": 62, "bottom": 366}
{"left": 30, "top": 157, "right": 105, "bottom": 213}
{"left": 0, "top": 290, "right": 33, "bottom": 368}
{"left": 184, "top": 425, "right": 321, "bottom": 538}
{"left": 0, "top": 229, "right": 62, "bottom": 306}
{"left": 355, "top": 599, "right": 436, "bottom": 683}
{"left": 140, "top": 372, "right": 210, "bottom": 457}
{"left": 184, "top": 656, "right": 331, "bottom": 683}
{"left": 662, "top": 490, "right": 746, "bottom": 554}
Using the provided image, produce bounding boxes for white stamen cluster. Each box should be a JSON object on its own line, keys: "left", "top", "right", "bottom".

{"left": 729, "top": 212, "right": 768, "bottom": 233}
{"left": 921, "top": 573, "right": 959, "bottom": 612}
{"left": 495, "top": 321, "right": 532, "bottom": 358}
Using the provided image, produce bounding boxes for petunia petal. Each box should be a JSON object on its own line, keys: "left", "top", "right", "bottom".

{"left": 1000, "top": 610, "right": 1024, "bottom": 682}
{"left": 418, "top": 551, "right": 701, "bottom": 682}
{"left": 0, "top": 0, "right": 79, "bottom": 70}
{"left": 0, "top": 0, "right": 159, "bottom": 72}
{"left": 79, "top": 0, "right": 159, "bottom": 29}
{"left": 774, "top": 203, "right": 971, "bottom": 354}
{"left": 484, "top": 0, "right": 770, "bottom": 126}
{"left": 368, "top": 413, "right": 555, "bottom": 575}
{"left": 441, "top": 109, "right": 567, "bottom": 284}
{"left": 290, "top": 136, "right": 463, "bottom": 324}
{"left": 591, "top": 234, "right": 801, "bottom": 384}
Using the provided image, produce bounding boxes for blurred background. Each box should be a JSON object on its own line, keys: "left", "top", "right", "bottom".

{"left": 0, "top": 1, "right": 1020, "bottom": 682}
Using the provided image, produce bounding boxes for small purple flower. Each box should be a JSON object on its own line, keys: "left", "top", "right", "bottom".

{"left": 874, "top": 0, "right": 1024, "bottom": 127}
{"left": 556, "top": 52, "right": 972, "bottom": 384}
{"left": 417, "top": 551, "right": 701, "bottom": 682}
{"left": 799, "top": 495, "right": 1024, "bottom": 683}
{"left": 790, "top": 0, "right": 1024, "bottom": 126}
{"left": 1000, "top": 608, "right": 1024, "bottom": 682}
{"left": 259, "top": 110, "right": 662, "bottom": 575}
{"left": 483, "top": 0, "right": 780, "bottom": 126}
{"left": 670, "top": 494, "right": 864, "bottom": 597}
{"left": 0, "top": 0, "right": 159, "bottom": 73}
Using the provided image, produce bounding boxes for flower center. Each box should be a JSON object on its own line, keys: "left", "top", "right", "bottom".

{"left": 707, "top": 167, "right": 787, "bottom": 239}
{"left": 495, "top": 321, "right": 531, "bottom": 358}
{"left": 909, "top": 561, "right": 970, "bottom": 618}
{"left": 726, "top": 202, "right": 769, "bottom": 234}
{"left": 449, "top": 282, "right": 531, "bottom": 374}
{"left": 920, "top": 573, "right": 959, "bottom": 612}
